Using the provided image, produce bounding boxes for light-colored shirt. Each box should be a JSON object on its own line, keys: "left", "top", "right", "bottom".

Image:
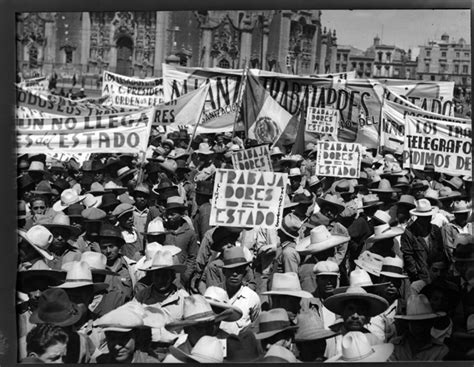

{"left": 219, "top": 286, "right": 261, "bottom": 335}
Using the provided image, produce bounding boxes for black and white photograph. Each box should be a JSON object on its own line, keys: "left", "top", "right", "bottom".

{"left": 10, "top": 3, "right": 473, "bottom": 364}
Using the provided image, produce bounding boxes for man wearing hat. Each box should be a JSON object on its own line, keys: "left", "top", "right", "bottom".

{"left": 217, "top": 247, "right": 261, "bottom": 335}
{"left": 441, "top": 200, "right": 472, "bottom": 264}
{"left": 131, "top": 183, "right": 160, "bottom": 248}
{"left": 273, "top": 213, "right": 303, "bottom": 273}
{"left": 287, "top": 167, "right": 304, "bottom": 199}
{"left": 94, "top": 223, "right": 134, "bottom": 317}
{"left": 163, "top": 196, "right": 198, "bottom": 290}
{"left": 452, "top": 234, "right": 474, "bottom": 327}
{"left": 111, "top": 203, "right": 142, "bottom": 261}
{"left": 400, "top": 199, "right": 447, "bottom": 283}
{"left": 193, "top": 142, "right": 216, "bottom": 182}
{"left": 323, "top": 284, "right": 389, "bottom": 358}
{"left": 74, "top": 207, "right": 107, "bottom": 254}
{"left": 192, "top": 180, "right": 213, "bottom": 242}
{"left": 389, "top": 294, "right": 449, "bottom": 361}
{"left": 135, "top": 249, "right": 189, "bottom": 321}
{"left": 300, "top": 261, "right": 340, "bottom": 330}
{"left": 255, "top": 308, "right": 298, "bottom": 354}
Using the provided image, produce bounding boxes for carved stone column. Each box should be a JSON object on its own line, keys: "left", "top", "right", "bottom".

{"left": 43, "top": 13, "right": 57, "bottom": 75}
{"left": 153, "top": 11, "right": 169, "bottom": 76}
{"left": 80, "top": 12, "right": 91, "bottom": 73}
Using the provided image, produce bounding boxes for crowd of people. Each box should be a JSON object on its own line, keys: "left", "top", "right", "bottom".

{"left": 16, "top": 129, "right": 474, "bottom": 363}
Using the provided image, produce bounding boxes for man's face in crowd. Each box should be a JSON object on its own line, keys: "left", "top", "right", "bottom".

{"left": 429, "top": 263, "right": 447, "bottom": 282}
{"left": 320, "top": 204, "right": 338, "bottom": 222}
{"left": 454, "top": 212, "right": 469, "bottom": 228}
{"left": 342, "top": 300, "right": 369, "bottom": 332}
{"left": 151, "top": 269, "right": 175, "bottom": 292}
{"left": 133, "top": 192, "right": 148, "bottom": 211}
{"left": 316, "top": 275, "right": 338, "bottom": 299}
{"left": 31, "top": 199, "right": 46, "bottom": 216}
{"left": 396, "top": 205, "right": 411, "bottom": 224}
{"left": 106, "top": 330, "right": 136, "bottom": 363}
{"left": 408, "top": 319, "right": 433, "bottom": 337}
{"left": 49, "top": 227, "right": 70, "bottom": 253}
{"left": 29, "top": 171, "right": 44, "bottom": 183}
{"left": 378, "top": 275, "right": 401, "bottom": 302}
{"left": 118, "top": 212, "right": 134, "bottom": 231}
{"left": 70, "top": 217, "right": 84, "bottom": 234}
{"left": 289, "top": 176, "right": 301, "bottom": 191}
{"left": 36, "top": 341, "right": 67, "bottom": 364}
{"left": 50, "top": 170, "right": 63, "bottom": 182}
{"left": 270, "top": 295, "right": 301, "bottom": 317}
{"left": 223, "top": 265, "right": 246, "bottom": 288}
{"left": 164, "top": 209, "right": 183, "bottom": 230}
{"left": 297, "top": 340, "right": 327, "bottom": 362}
{"left": 65, "top": 285, "right": 95, "bottom": 309}
{"left": 162, "top": 144, "right": 172, "bottom": 155}
{"left": 100, "top": 239, "right": 121, "bottom": 265}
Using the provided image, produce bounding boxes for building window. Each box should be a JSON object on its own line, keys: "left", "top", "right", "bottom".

{"left": 386, "top": 52, "right": 391, "bottom": 62}
{"left": 456, "top": 52, "right": 460, "bottom": 58}
{"left": 337, "top": 54, "right": 341, "bottom": 61}
{"left": 28, "top": 44, "right": 38, "bottom": 68}
{"left": 378, "top": 52, "right": 382, "bottom": 62}
{"left": 343, "top": 54, "right": 348, "bottom": 62}
{"left": 65, "top": 49, "right": 73, "bottom": 64}
{"left": 465, "top": 52, "right": 470, "bottom": 57}
{"left": 342, "top": 65, "right": 347, "bottom": 72}
{"left": 376, "top": 65, "right": 381, "bottom": 77}
{"left": 406, "top": 70, "right": 411, "bottom": 79}
{"left": 462, "top": 65, "right": 469, "bottom": 74}
{"left": 454, "top": 65, "right": 459, "bottom": 74}
{"left": 430, "top": 75, "right": 436, "bottom": 81}
{"left": 394, "top": 68, "right": 399, "bottom": 76}
{"left": 426, "top": 50, "right": 431, "bottom": 57}
{"left": 425, "top": 64, "right": 429, "bottom": 73}
{"left": 351, "top": 62, "right": 356, "bottom": 69}
{"left": 441, "top": 51, "right": 446, "bottom": 57}
{"left": 218, "top": 59, "right": 230, "bottom": 69}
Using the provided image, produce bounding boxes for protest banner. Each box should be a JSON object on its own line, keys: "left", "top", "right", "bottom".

{"left": 46, "top": 152, "right": 91, "bottom": 166}
{"left": 402, "top": 115, "right": 472, "bottom": 176}
{"left": 16, "top": 108, "right": 154, "bottom": 155}
{"left": 16, "top": 87, "right": 131, "bottom": 117}
{"left": 152, "top": 84, "right": 209, "bottom": 132}
{"left": 209, "top": 169, "right": 287, "bottom": 229}
{"left": 231, "top": 145, "right": 272, "bottom": 172}
{"left": 16, "top": 105, "right": 60, "bottom": 119}
{"left": 102, "top": 70, "right": 165, "bottom": 109}
{"left": 305, "top": 107, "right": 338, "bottom": 136}
{"left": 17, "top": 76, "right": 49, "bottom": 93}
{"left": 315, "top": 141, "right": 362, "bottom": 178}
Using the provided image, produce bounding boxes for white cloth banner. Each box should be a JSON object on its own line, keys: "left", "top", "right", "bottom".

{"left": 210, "top": 169, "right": 287, "bottom": 229}
{"left": 403, "top": 115, "right": 472, "bottom": 176}
{"left": 102, "top": 71, "right": 164, "bottom": 109}
{"left": 17, "top": 108, "right": 155, "bottom": 155}
{"left": 315, "top": 141, "right": 362, "bottom": 178}
{"left": 306, "top": 107, "right": 338, "bottom": 137}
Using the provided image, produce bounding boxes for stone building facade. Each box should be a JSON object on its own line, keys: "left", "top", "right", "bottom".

{"left": 16, "top": 10, "right": 337, "bottom": 82}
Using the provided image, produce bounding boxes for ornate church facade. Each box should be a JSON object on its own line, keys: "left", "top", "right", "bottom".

{"left": 16, "top": 10, "right": 339, "bottom": 81}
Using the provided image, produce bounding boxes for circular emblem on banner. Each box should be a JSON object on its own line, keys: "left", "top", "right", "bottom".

{"left": 253, "top": 116, "right": 280, "bottom": 143}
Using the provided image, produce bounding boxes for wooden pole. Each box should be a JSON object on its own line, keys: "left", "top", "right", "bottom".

{"left": 232, "top": 59, "right": 250, "bottom": 140}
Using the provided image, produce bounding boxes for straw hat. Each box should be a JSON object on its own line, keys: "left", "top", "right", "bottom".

{"left": 289, "top": 167, "right": 302, "bottom": 178}
{"left": 369, "top": 178, "right": 400, "bottom": 193}
{"left": 410, "top": 199, "right": 438, "bottom": 217}
{"left": 424, "top": 188, "right": 442, "bottom": 207}
{"left": 316, "top": 194, "right": 345, "bottom": 215}
{"left": 324, "top": 286, "right": 389, "bottom": 318}
{"left": 87, "top": 182, "right": 106, "bottom": 196}
{"left": 103, "top": 181, "right": 127, "bottom": 195}
{"left": 354, "top": 251, "right": 385, "bottom": 276}
{"left": 94, "top": 304, "right": 147, "bottom": 332}
{"left": 313, "top": 260, "right": 340, "bottom": 276}
{"left": 116, "top": 166, "right": 137, "bottom": 182}
{"left": 294, "top": 311, "right": 338, "bottom": 342}
{"left": 451, "top": 200, "right": 471, "bottom": 214}
{"left": 262, "top": 272, "right": 312, "bottom": 299}
{"left": 170, "top": 335, "right": 224, "bottom": 363}
{"left": 203, "top": 286, "right": 243, "bottom": 322}
{"left": 325, "top": 331, "right": 394, "bottom": 363}
{"left": 81, "top": 207, "right": 106, "bottom": 222}
{"left": 379, "top": 256, "right": 408, "bottom": 279}
{"left": 263, "top": 345, "right": 299, "bottom": 363}
{"left": 143, "top": 217, "right": 169, "bottom": 236}
{"left": 361, "top": 194, "right": 383, "bottom": 209}
{"left": 52, "top": 189, "right": 85, "bottom": 212}
{"left": 82, "top": 193, "right": 102, "bottom": 208}
{"left": 296, "top": 225, "right": 349, "bottom": 254}
{"left": 75, "top": 251, "right": 118, "bottom": 276}
{"left": 30, "top": 288, "right": 84, "bottom": 327}
{"left": 394, "top": 294, "right": 446, "bottom": 320}
{"left": 195, "top": 142, "right": 214, "bottom": 155}
{"left": 255, "top": 308, "right": 298, "bottom": 340}
{"left": 393, "top": 176, "right": 410, "bottom": 188}
{"left": 139, "top": 249, "right": 185, "bottom": 273}
{"left": 442, "top": 176, "right": 464, "bottom": 190}
{"left": 54, "top": 261, "right": 108, "bottom": 292}
{"left": 18, "top": 226, "right": 54, "bottom": 261}
{"left": 111, "top": 203, "right": 134, "bottom": 218}
{"left": 166, "top": 295, "right": 226, "bottom": 329}
{"left": 438, "top": 186, "right": 462, "bottom": 201}
{"left": 397, "top": 194, "right": 416, "bottom": 209}
{"left": 137, "top": 242, "right": 181, "bottom": 270}
{"left": 28, "top": 161, "right": 46, "bottom": 173}
{"left": 308, "top": 175, "right": 326, "bottom": 187}
{"left": 280, "top": 213, "right": 302, "bottom": 239}
{"left": 368, "top": 224, "right": 404, "bottom": 242}
{"left": 333, "top": 268, "right": 390, "bottom": 295}
{"left": 270, "top": 146, "right": 284, "bottom": 157}
{"left": 42, "top": 212, "right": 81, "bottom": 238}
{"left": 165, "top": 196, "right": 187, "bottom": 211}
{"left": 159, "top": 159, "right": 178, "bottom": 174}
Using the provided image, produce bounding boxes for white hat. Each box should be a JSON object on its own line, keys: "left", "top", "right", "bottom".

{"left": 195, "top": 142, "right": 214, "bottom": 155}
{"left": 379, "top": 256, "right": 408, "bottom": 279}
{"left": 325, "top": 331, "right": 394, "bottom": 362}
{"left": 313, "top": 260, "right": 340, "bottom": 276}
{"left": 28, "top": 161, "right": 46, "bottom": 173}
{"left": 55, "top": 261, "right": 108, "bottom": 292}
{"left": 451, "top": 200, "right": 470, "bottom": 214}
{"left": 18, "top": 226, "right": 54, "bottom": 261}
{"left": 204, "top": 286, "right": 243, "bottom": 322}
{"left": 296, "top": 226, "right": 349, "bottom": 254}
{"left": 333, "top": 268, "right": 390, "bottom": 295}
{"left": 262, "top": 272, "right": 312, "bottom": 299}
{"left": 368, "top": 224, "right": 404, "bottom": 242}
{"left": 354, "top": 251, "right": 384, "bottom": 276}
{"left": 139, "top": 250, "right": 185, "bottom": 273}
{"left": 372, "top": 210, "right": 391, "bottom": 224}
{"left": 94, "top": 304, "right": 147, "bottom": 332}
{"left": 52, "top": 188, "right": 85, "bottom": 212}
{"left": 394, "top": 294, "right": 446, "bottom": 320}
{"left": 270, "top": 146, "right": 284, "bottom": 156}
{"left": 410, "top": 199, "right": 438, "bottom": 217}
{"left": 289, "top": 167, "right": 302, "bottom": 177}
{"left": 263, "top": 344, "right": 299, "bottom": 363}
{"left": 82, "top": 193, "right": 102, "bottom": 208}
{"left": 144, "top": 217, "right": 169, "bottom": 235}
{"left": 170, "top": 335, "right": 224, "bottom": 363}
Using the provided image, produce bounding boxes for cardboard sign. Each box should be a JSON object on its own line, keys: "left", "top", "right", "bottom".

{"left": 16, "top": 108, "right": 154, "bottom": 154}
{"left": 231, "top": 145, "right": 272, "bottom": 172}
{"left": 306, "top": 107, "right": 338, "bottom": 136}
{"left": 315, "top": 141, "right": 362, "bottom": 178}
{"left": 102, "top": 71, "right": 165, "bottom": 109}
{"left": 210, "top": 169, "right": 287, "bottom": 229}
{"left": 403, "top": 116, "right": 472, "bottom": 176}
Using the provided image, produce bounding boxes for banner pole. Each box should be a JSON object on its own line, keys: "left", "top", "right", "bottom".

{"left": 232, "top": 59, "right": 249, "bottom": 140}
{"left": 187, "top": 85, "right": 209, "bottom": 151}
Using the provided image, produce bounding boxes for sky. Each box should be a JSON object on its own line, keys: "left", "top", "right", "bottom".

{"left": 322, "top": 10, "right": 470, "bottom": 57}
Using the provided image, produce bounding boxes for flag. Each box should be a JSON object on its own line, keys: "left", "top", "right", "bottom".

{"left": 290, "top": 112, "right": 306, "bottom": 155}
{"left": 243, "top": 73, "right": 294, "bottom": 144}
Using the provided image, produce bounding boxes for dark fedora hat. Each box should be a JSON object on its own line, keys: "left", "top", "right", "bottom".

{"left": 99, "top": 223, "right": 125, "bottom": 245}
{"left": 196, "top": 180, "right": 214, "bottom": 197}
{"left": 89, "top": 159, "right": 105, "bottom": 172}
{"left": 219, "top": 247, "right": 251, "bottom": 269}
{"left": 65, "top": 203, "right": 85, "bottom": 219}
{"left": 17, "top": 263, "right": 66, "bottom": 293}
{"left": 29, "top": 288, "right": 84, "bottom": 327}
{"left": 226, "top": 329, "right": 264, "bottom": 362}
{"left": 51, "top": 178, "right": 70, "bottom": 194}
{"left": 31, "top": 180, "right": 57, "bottom": 196}
{"left": 211, "top": 227, "right": 243, "bottom": 250}
{"left": 99, "top": 192, "right": 121, "bottom": 210}
{"left": 17, "top": 174, "right": 36, "bottom": 191}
